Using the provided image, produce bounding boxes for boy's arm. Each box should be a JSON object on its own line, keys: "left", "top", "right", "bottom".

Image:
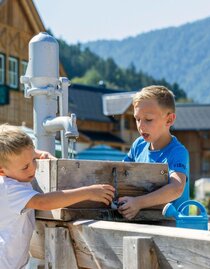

{"left": 25, "top": 184, "right": 115, "bottom": 210}
{"left": 118, "top": 172, "right": 186, "bottom": 220}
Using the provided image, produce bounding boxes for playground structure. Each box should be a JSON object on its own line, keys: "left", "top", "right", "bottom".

{"left": 20, "top": 33, "right": 210, "bottom": 269}
{"left": 30, "top": 159, "right": 210, "bottom": 269}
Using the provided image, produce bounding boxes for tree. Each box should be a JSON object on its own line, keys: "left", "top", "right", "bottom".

{"left": 57, "top": 37, "right": 189, "bottom": 102}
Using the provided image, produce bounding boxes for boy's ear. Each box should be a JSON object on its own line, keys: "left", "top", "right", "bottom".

{"left": 0, "top": 167, "right": 6, "bottom": 176}
{"left": 166, "top": 113, "right": 176, "bottom": 126}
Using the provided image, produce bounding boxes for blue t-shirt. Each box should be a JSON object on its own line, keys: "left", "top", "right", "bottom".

{"left": 124, "top": 136, "right": 189, "bottom": 209}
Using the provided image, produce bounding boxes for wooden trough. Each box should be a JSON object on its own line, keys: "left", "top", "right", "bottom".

{"left": 30, "top": 159, "right": 210, "bottom": 269}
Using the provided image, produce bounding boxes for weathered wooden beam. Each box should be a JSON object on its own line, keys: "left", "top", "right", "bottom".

{"left": 35, "top": 208, "right": 173, "bottom": 224}
{"left": 35, "top": 159, "right": 168, "bottom": 210}
{"left": 34, "top": 159, "right": 169, "bottom": 222}
{"left": 123, "top": 236, "right": 160, "bottom": 269}
{"left": 44, "top": 227, "right": 78, "bottom": 269}
{"left": 30, "top": 220, "right": 210, "bottom": 269}
{"left": 67, "top": 220, "right": 210, "bottom": 269}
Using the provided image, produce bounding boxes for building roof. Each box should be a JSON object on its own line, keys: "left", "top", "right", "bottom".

{"left": 103, "top": 91, "right": 137, "bottom": 115}
{"left": 69, "top": 83, "right": 126, "bottom": 122}
{"left": 76, "top": 144, "right": 126, "bottom": 161}
{"left": 173, "top": 104, "right": 210, "bottom": 131}
{"left": 102, "top": 91, "right": 210, "bottom": 131}
{"left": 23, "top": 0, "right": 45, "bottom": 32}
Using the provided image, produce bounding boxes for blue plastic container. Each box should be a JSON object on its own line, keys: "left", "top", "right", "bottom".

{"left": 162, "top": 200, "right": 208, "bottom": 230}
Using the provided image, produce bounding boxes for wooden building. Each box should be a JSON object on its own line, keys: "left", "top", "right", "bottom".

{"left": 0, "top": 0, "right": 65, "bottom": 128}
{"left": 0, "top": 0, "right": 44, "bottom": 127}
{"left": 68, "top": 83, "right": 127, "bottom": 153}
{"left": 172, "top": 104, "right": 210, "bottom": 182}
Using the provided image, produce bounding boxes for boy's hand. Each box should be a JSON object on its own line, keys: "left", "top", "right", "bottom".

{"left": 118, "top": 196, "right": 140, "bottom": 220}
{"left": 35, "top": 150, "right": 57, "bottom": 160}
{"left": 88, "top": 184, "right": 115, "bottom": 205}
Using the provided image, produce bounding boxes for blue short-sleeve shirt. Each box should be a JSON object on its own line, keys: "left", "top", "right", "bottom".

{"left": 124, "top": 136, "right": 190, "bottom": 209}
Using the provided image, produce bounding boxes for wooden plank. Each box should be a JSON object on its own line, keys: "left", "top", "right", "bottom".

{"left": 50, "top": 159, "right": 58, "bottom": 192}
{"left": 35, "top": 159, "right": 168, "bottom": 209}
{"left": 44, "top": 227, "right": 78, "bottom": 269}
{"left": 30, "top": 221, "right": 46, "bottom": 260}
{"left": 35, "top": 160, "right": 51, "bottom": 193}
{"left": 123, "top": 236, "right": 160, "bottom": 269}
{"left": 30, "top": 220, "right": 210, "bottom": 269}
{"left": 66, "top": 220, "right": 210, "bottom": 269}
{"left": 35, "top": 208, "right": 173, "bottom": 223}
{"left": 56, "top": 160, "right": 168, "bottom": 193}
{"left": 35, "top": 209, "right": 64, "bottom": 220}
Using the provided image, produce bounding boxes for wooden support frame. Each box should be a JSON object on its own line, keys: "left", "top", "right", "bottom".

{"left": 123, "top": 236, "right": 160, "bottom": 269}
{"left": 30, "top": 220, "right": 210, "bottom": 269}
{"left": 67, "top": 220, "right": 210, "bottom": 269}
{"left": 44, "top": 227, "right": 78, "bottom": 269}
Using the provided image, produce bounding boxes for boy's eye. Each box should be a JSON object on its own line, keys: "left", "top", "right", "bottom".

{"left": 146, "top": 119, "right": 152, "bottom": 122}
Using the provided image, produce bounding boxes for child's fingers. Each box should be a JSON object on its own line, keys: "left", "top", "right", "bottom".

{"left": 102, "top": 184, "right": 115, "bottom": 192}
{"left": 41, "top": 152, "right": 57, "bottom": 159}
{"left": 102, "top": 197, "right": 112, "bottom": 205}
{"left": 118, "top": 197, "right": 128, "bottom": 209}
{"left": 36, "top": 150, "right": 57, "bottom": 160}
{"left": 101, "top": 192, "right": 115, "bottom": 204}
{"left": 99, "top": 195, "right": 113, "bottom": 205}
{"left": 118, "top": 196, "right": 128, "bottom": 202}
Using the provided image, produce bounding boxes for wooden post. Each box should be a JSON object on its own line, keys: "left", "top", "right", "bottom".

{"left": 123, "top": 236, "right": 159, "bottom": 269}
{"left": 44, "top": 227, "right": 78, "bottom": 269}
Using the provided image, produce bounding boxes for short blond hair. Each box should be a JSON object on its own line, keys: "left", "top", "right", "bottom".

{"left": 0, "top": 124, "right": 34, "bottom": 166}
{"left": 133, "top": 85, "right": 175, "bottom": 113}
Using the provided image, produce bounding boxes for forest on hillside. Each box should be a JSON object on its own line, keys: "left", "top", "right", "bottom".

{"left": 83, "top": 17, "right": 210, "bottom": 103}
{"left": 54, "top": 34, "right": 189, "bottom": 102}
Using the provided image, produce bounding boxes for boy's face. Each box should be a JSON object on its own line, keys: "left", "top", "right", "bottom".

{"left": 0, "top": 147, "right": 37, "bottom": 182}
{"left": 134, "top": 98, "right": 175, "bottom": 149}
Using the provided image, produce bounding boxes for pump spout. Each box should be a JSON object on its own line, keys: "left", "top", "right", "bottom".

{"left": 43, "top": 113, "right": 79, "bottom": 139}
{"left": 64, "top": 113, "right": 79, "bottom": 138}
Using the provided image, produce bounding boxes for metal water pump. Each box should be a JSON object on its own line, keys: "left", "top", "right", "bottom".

{"left": 20, "top": 32, "right": 79, "bottom": 158}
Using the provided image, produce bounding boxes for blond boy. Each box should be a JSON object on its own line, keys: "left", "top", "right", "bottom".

{"left": 0, "top": 124, "right": 114, "bottom": 268}
{"left": 118, "top": 85, "right": 189, "bottom": 219}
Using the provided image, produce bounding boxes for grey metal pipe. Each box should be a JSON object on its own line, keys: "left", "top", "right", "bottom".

{"left": 20, "top": 32, "right": 79, "bottom": 157}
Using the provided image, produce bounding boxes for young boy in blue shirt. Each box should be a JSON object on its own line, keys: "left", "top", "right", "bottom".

{"left": 118, "top": 85, "right": 189, "bottom": 220}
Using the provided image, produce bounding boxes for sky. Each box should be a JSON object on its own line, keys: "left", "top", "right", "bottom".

{"left": 33, "top": 0, "right": 210, "bottom": 44}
